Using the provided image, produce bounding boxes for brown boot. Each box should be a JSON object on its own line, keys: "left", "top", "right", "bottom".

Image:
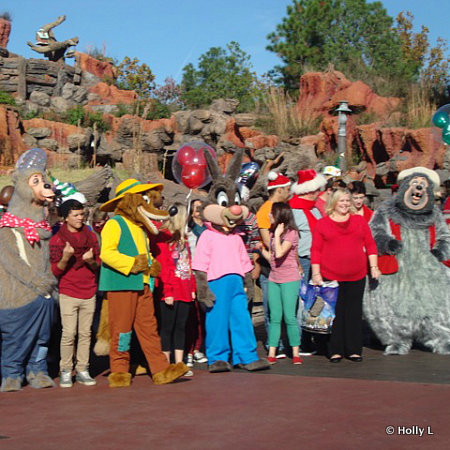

{"left": 108, "top": 372, "right": 132, "bottom": 388}
{"left": 153, "top": 362, "right": 189, "bottom": 385}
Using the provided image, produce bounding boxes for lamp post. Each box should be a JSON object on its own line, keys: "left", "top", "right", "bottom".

{"left": 336, "top": 101, "right": 352, "bottom": 173}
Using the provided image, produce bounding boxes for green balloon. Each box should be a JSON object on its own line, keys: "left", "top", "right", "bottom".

{"left": 433, "top": 110, "right": 449, "bottom": 129}
{"left": 442, "top": 125, "right": 450, "bottom": 145}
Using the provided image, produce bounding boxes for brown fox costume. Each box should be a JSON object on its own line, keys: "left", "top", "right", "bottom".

{"left": 98, "top": 179, "right": 188, "bottom": 387}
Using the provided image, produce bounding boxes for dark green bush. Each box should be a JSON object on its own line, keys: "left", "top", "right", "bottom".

{"left": 0, "top": 91, "right": 16, "bottom": 106}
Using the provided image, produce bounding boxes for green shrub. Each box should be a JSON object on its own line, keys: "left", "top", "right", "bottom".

{"left": 64, "top": 105, "right": 110, "bottom": 132}
{"left": 113, "top": 103, "right": 131, "bottom": 118}
{"left": 65, "top": 105, "right": 85, "bottom": 125}
{"left": 144, "top": 100, "right": 171, "bottom": 120}
{"left": 0, "top": 91, "right": 16, "bottom": 106}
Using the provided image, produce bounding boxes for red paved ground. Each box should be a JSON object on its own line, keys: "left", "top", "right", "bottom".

{"left": 1, "top": 370, "right": 449, "bottom": 449}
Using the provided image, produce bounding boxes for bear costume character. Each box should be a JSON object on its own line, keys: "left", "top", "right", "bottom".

{"left": 192, "top": 149, "right": 270, "bottom": 373}
{"left": 99, "top": 179, "right": 189, "bottom": 387}
{"left": 364, "top": 167, "right": 450, "bottom": 355}
{"left": 0, "top": 149, "right": 57, "bottom": 392}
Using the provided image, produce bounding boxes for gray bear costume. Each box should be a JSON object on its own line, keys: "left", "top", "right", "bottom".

{"left": 364, "top": 169, "right": 450, "bottom": 355}
{"left": 0, "top": 149, "right": 57, "bottom": 392}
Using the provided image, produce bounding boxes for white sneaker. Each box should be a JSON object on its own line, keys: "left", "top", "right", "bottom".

{"left": 186, "top": 354, "right": 194, "bottom": 367}
{"left": 183, "top": 370, "right": 194, "bottom": 377}
{"left": 193, "top": 352, "right": 208, "bottom": 363}
{"left": 60, "top": 370, "right": 73, "bottom": 388}
{"left": 299, "top": 350, "right": 317, "bottom": 356}
{"left": 76, "top": 370, "right": 96, "bottom": 386}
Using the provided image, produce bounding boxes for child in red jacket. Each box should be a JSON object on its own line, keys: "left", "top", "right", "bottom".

{"left": 153, "top": 203, "right": 195, "bottom": 376}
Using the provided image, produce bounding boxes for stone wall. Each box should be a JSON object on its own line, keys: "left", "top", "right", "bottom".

{"left": 0, "top": 57, "right": 82, "bottom": 99}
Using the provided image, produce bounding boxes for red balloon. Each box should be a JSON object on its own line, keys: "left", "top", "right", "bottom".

{"left": 181, "top": 164, "right": 205, "bottom": 189}
{"left": 177, "top": 146, "right": 196, "bottom": 165}
{"left": 192, "top": 149, "right": 207, "bottom": 167}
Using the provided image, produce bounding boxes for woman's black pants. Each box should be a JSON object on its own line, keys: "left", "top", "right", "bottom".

{"left": 328, "top": 277, "right": 366, "bottom": 357}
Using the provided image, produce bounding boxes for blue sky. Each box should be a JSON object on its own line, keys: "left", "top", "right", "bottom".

{"left": 3, "top": 1, "right": 449, "bottom": 85}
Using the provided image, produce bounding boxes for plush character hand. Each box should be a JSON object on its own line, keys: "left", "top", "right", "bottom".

{"left": 194, "top": 270, "right": 216, "bottom": 310}
{"left": 34, "top": 273, "right": 56, "bottom": 297}
{"left": 149, "top": 259, "right": 161, "bottom": 277}
{"left": 430, "top": 248, "right": 444, "bottom": 261}
{"left": 388, "top": 239, "right": 402, "bottom": 254}
{"left": 130, "top": 254, "right": 148, "bottom": 274}
{"left": 244, "top": 272, "right": 254, "bottom": 302}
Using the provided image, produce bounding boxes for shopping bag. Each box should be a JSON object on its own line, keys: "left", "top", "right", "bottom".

{"left": 300, "top": 281, "right": 339, "bottom": 334}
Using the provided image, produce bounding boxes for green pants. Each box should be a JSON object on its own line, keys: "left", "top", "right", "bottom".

{"left": 268, "top": 280, "right": 301, "bottom": 348}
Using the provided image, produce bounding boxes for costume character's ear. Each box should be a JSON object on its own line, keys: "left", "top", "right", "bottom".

{"left": 225, "top": 149, "right": 245, "bottom": 181}
{"left": 204, "top": 149, "right": 221, "bottom": 181}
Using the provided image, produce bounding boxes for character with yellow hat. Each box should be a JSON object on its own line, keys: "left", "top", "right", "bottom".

{"left": 99, "top": 179, "right": 189, "bottom": 387}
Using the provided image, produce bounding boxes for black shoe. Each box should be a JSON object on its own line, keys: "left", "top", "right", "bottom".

{"left": 329, "top": 356, "right": 342, "bottom": 363}
{"left": 348, "top": 355, "right": 363, "bottom": 362}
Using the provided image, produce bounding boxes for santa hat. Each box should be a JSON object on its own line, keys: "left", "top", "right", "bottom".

{"left": 267, "top": 171, "right": 291, "bottom": 190}
{"left": 397, "top": 166, "right": 441, "bottom": 196}
{"left": 291, "top": 169, "right": 326, "bottom": 195}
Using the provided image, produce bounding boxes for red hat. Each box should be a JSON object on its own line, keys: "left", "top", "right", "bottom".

{"left": 291, "top": 169, "right": 326, "bottom": 195}
{"left": 267, "top": 171, "right": 291, "bottom": 190}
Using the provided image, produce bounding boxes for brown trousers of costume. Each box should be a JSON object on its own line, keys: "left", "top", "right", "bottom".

{"left": 107, "top": 285, "right": 169, "bottom": 375}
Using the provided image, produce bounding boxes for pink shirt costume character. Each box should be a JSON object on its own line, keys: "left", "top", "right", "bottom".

{"left": 192, "top": 223, "right": 253, "bottom": 280}
{"left": 269, "top": 229, "right": 301, "bottom": 284}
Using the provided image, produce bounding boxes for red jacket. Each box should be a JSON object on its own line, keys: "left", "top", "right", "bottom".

{"left": 153, "top": 229, "right": 195, "bottom": 302}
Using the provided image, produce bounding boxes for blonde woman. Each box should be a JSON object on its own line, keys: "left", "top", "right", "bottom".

{"left": 153, "top": 203, "right": 196, "bottom": 376}
{"left": 310, "top": 189, "right": 380, "bottom": 363}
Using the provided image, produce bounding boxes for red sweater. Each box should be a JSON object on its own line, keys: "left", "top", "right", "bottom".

{"left": 153, "top": 229, "right": 195, "bottom": 302}
{"left": 310, "top": 214, "right": 377, "bottom": 281}
{"left": 50, "top": 226, "right": 100, "bottom": 299}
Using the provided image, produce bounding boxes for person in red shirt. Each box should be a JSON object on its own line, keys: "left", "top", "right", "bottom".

{"left": 50, "top": 199, "right": 100, "bottom": 387}
{"left": 348, "top": 181, "right": 373, "bottom": 223}
{"left": 310, "top": 189, "right": 380, "bottom": 363}
{"left": 153, "top": 203, "right": 196, "bottom": 377}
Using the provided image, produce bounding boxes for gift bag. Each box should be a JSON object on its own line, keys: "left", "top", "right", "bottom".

{"left": 300, "top": 281, "right": 339, "bottom": 334}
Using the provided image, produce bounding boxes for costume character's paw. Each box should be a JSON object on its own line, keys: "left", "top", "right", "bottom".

{"left": 130, "top": 254, "right": 148, "bottom": 274}
{"left": 194, "top": 270, "right": 216, "bottom": 309}
{"left": 153, "top": 362, "right": 189, "bottom": 385}
{"left": 34, "top": 274, "right": 56, "bottom": 297}
{"left": 384, "top": 343, "right": 411, "bottom": 355}
{"left": 430, "top": 248, "right": 444, "bottom": 261}
{"left": 108, "top": 372, "right": 132, "bottom": 388}
{"left": 431, "top": 342, "right": 450, "bottom": 355}
{"left": 149, "top": 259, "right": 161, "bottom": 277}
{"left": 241, "top": 358, "right": 271, "bottom": 371}
{"left": 244, "top": 272, "right": 255, "bottom": 302}
{"left": 388, "top": 239, "right": 402, "bottom": 254}
{"left": 208, "top": 360, "right": 232, "bottom": 373}
{"left": 1, "top": 377, "right": 22, "bottom": 392}
{"left": 27, "top": 371, "right": 56, "bottom": 389}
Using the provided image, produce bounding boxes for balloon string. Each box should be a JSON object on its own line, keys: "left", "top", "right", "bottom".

{"left": 185, "top": 189, "right": 193, "bottom": 235}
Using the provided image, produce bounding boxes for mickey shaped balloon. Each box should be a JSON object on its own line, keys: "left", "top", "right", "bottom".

{"left": 172, "top": 142, "right": 216, "bottom": 189}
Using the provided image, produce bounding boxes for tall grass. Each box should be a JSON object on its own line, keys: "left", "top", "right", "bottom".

{"left": 256, "top": 87, "right": 322, "bottom": 138}
{"left": 402, "top": 84, "right": 436, "bottom": 129}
